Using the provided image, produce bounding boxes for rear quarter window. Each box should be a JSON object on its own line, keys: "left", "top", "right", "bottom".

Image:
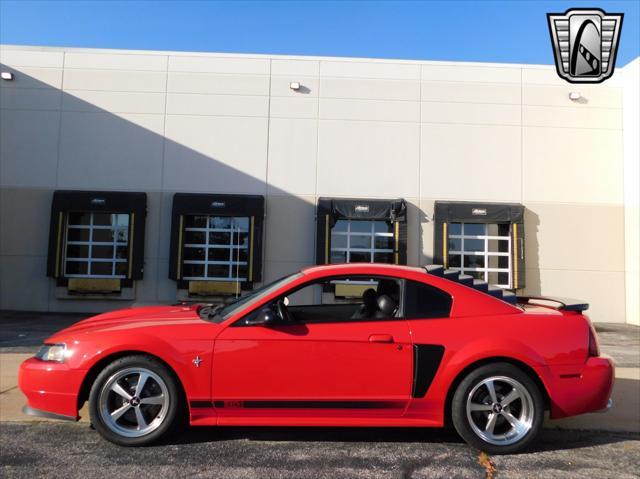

{"left": 404, "top": 280, "right": 452, "bottom": 319}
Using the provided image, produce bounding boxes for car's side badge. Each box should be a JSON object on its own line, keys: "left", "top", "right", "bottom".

{"left": 192, "top": 355, "right": 203, "bottom": 368}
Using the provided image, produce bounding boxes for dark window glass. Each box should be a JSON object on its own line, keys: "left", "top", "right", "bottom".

{"left": 234, "top": 232, "right": 249, "bottom": 247}
{"left": 487, "top": 223, "right": 511, "bottom": 236}
{"left": 66, "top": 244, "right": 89, "bottom": 258}
{"left": 208, "top": 248, "right": 229, "bottom": 261}
{"left": 448, "top": 222, "right": 462, "bottom": 235}
{"left": 374, "top": 252, "right": 394, "bottom": 263}
{"left": 236, "top": 265, "right": 248, "bottom": 278}
{"left": 115, "top": 246, "right": 128, "bottom": 260}
{"left": 350, "top": 235, "right": 371, "bottom": 249}
{"left": 488, "top": 239, "right": 509, "bottom": 253}
{"left": 68, "top": 212, "right": 91, "bottom": 226}
{"left": 231, "top": 248, "right": 248, "bottom": 262}
{"left": 185, "top": 215, "right": 208, "bottom": 228}
{"left": 183, "top": 263, "right": 205, "bottom": 278}
{"left": 448, "top": 238, "right": 461, "bottom": 251}
{"left": 209, "top": 232, "right": 230, "bottom": 245}
{"left": 92, "top": 229, "right": 115, "bottom": 242}
{"left": 332, "top": 220, "right": 348, "bottom": 233}
{"left": 184, "top": 230, "right": 205, "bottom": 244}
{"left": 448, "top": 254, "right": 461, "bottom": 268}
{"left": 488, "top": 256, "right": 509, "bottom": 269}
{"left": 374, "top": 221, "right": 392, "bottom": 233}
{"left": 404, "top": 280, "right": 452, "bottom": 319}
{"left": 65, "top": 261, "right": 88, "bottom": 275}
{"left": 374, "top": 236, "right": 394, "bottom": 249}
{"left": 489, "top": 271, "right": 510, "bottom": 285}
{"left": 464, "top": 255, "right": 484, "bottom": 268}
{"left": 464, "top": 238, "right": 484, "bottom": 252}
{"left": 207, "top": 264, "right": 229, "bottom": 278}
{"left": 68, "top": 228, "right": 90, "bottom": 242}
{"left": 115, "top": 262, "right": 128, "bottom": 276}
{"left": 350, "top": 251, "right": 371, "bottom": 263}
{"left": 350, "top": 221, "right": 372, "bottom": 233}
{"left": 331, "top": 251, "right": 347, "bottom": 263}
{"left": 92, "top": 213, "right": 113, "bottom": 226}
{"left": 184, "top": 247, "right": 206, "bottom": 261}
{"left": 331, "top": 235, "right": 347, "bottom": 248}
{"left": 92, "top": 245, "right": 113, "bottom": 259}
{"left": 467, "top": 271, "right": 485, "bottom": 280}
{"left": 90, "top": 262, "right": 113, "bottom": 275}
{"left": 464, "top": 223, "right": 485, "bottom": 236}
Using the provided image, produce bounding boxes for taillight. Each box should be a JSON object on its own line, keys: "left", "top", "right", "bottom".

{"left": 588, "top": 323, "right": 600, "bottom": 357}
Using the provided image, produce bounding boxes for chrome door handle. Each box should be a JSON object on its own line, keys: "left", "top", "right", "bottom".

{"left": 369, "top": 334, "right": 394, "bottom": 343}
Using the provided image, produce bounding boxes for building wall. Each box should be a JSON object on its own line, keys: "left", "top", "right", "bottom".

{"left": 0, "top": 45, "right": 635, "bottom": 323}
{"left": 622, "top": 58, "right": 640, "bottom": 326}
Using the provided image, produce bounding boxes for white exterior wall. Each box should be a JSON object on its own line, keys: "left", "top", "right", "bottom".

{"left": 622, "top": 58, "right": 639, "bottom": 326}
{"left": 0, "top": 45, "right": 637, "bottom": 323}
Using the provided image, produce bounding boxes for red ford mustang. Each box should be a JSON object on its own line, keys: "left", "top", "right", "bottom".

{"left": 19, "top": 263, "right": 614, "bottom": 454}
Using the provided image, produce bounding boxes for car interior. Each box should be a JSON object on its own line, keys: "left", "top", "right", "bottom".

{"left": 274, "top": 277, "right": 402, "bottom": 324}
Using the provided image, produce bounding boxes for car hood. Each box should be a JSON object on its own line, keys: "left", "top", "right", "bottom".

{"left": 47, "top": 304, "right": 210, "bottom": 340}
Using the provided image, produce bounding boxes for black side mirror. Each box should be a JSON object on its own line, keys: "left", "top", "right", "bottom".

{"left": 245, "top": 307, "right": 277, "bottom": 326}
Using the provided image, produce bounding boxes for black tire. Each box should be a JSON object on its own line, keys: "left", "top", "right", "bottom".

{"left": 451, "top": 363, "right": 544, "bottom": 454}
{"left": 88, "top": 355, "right": 183, "bottom": 446}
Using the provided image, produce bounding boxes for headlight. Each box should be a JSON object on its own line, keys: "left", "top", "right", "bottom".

{"left": 35, "top": 343, "right": 67, "bottom": 362}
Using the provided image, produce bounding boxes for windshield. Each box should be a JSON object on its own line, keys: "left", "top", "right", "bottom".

{"left": 202, "top": 272, "right": 303, "bottom": 323}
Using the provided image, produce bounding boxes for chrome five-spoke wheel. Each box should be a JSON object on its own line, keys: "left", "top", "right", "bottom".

{"left": 466, "top": 376, "right": 534, "bottom": 446}
{"left": 451, "top": 363, "right": 544, "bottom": 454}
{"left": 99, "top": 367, "right": 170, "bottom": 438}
{"left": 89, "top": 355, "right": 181, "bottom": 446}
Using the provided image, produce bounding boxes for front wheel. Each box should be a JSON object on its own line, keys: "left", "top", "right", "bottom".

{"left": 451, "top": 363, "right": 544, "bottom": 454}
{"left": 89, "top": 355, "right": 182, "bottom": 446}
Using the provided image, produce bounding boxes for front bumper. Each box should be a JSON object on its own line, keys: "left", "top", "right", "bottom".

{"left": 543, "top": 356, "right": 615, "bottom": 419}
{"left": 18, "top": 357, "right": 84, "bottom": 420}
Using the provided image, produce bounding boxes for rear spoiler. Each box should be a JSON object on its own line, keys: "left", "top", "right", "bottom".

{"left": 517, "top": 296, "right": 589, "bottom": 312}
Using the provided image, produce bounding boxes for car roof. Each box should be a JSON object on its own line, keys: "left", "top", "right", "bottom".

{"left": 301, "top": 263, "right": 427, "bottom": 276}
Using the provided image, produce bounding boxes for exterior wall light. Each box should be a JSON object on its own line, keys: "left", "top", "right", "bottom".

{"left": 569, "top": 91, "right": 582, "bottom": 101}
{"left": 289, "top": 81, "right": 301, "bottom": 91}
{"left": 1, "top": 71, "right": 14, "bottom": 81}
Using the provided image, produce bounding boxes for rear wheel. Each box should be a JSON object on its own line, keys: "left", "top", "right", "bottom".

{"left": 89, "top": 355, "right": 182, "bottom": 446}
{"left": 451, "top": 363, "right": 544, "bottom": 454}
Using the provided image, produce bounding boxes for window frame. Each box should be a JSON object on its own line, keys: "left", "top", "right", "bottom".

{"left": 330, "top": 219, "right": 395, "bottom": 264}
{"left": 181, "top": 214, "right": 250, "bottom": 282}
{"left": 433, "top": 201, "right": 525, "bottom": 290}
{"left": 168, "top": 193, "right": 265, "bottom": 293}
{"left": 62, "top": 211, "right": 131, "bottom": 279}
{"left": 447, "top": 222, "right": 512, "bottom": 288}
{"left": 233, "top": 274, "right": 450, "bottom": 326}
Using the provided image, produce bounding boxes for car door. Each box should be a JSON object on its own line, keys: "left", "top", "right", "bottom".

{"left": 211, "top": 276, "right": 413, "bottom": 420}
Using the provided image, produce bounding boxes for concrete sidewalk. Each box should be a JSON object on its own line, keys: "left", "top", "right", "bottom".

{"left": 0, "top": 311, "right": 638, "bottom": 432}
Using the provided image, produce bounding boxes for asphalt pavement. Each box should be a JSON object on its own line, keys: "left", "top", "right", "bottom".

{"left": 1, "top": 311, "right": 639, "bottom": 478}
{"left": 1, "top": 422, "right": 639, "bottom": 479}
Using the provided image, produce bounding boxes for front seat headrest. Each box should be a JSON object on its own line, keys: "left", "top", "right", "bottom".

{"left": 377, "top": 294, "right": 397, "bottom": 317}
{"left": 377, "top": 279, "right": 399, "bottom": 302}
{"left": 362, "top": 288, "right": 378, "bottom": 309}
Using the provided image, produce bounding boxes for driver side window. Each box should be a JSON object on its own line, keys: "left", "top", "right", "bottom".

{"left": 282, "top": 276, "right": 402, "bottom": 324}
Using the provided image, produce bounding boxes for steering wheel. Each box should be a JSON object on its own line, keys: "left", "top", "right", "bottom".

{"left": 275, "top": 299, "right": 291, "bottom": 322}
